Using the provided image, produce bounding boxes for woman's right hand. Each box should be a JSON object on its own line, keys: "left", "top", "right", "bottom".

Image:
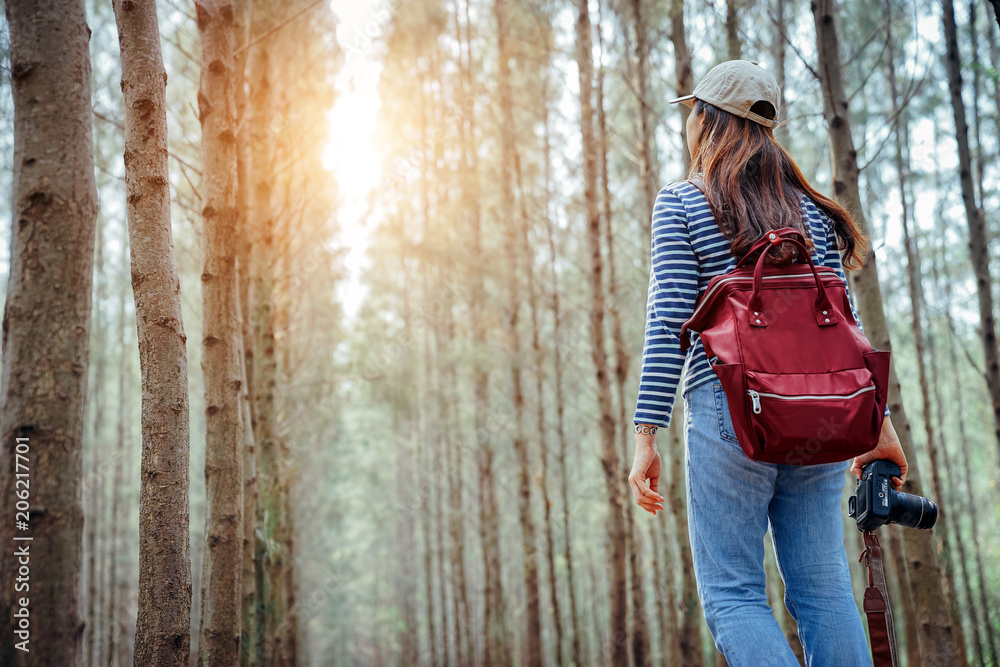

{"left": 628, "top": 435, "right": 665, "bottom": 515}
{"left": 850, "top": 416, "right": 907, "bottom": 491}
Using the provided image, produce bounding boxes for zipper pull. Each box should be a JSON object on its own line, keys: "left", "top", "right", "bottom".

{"left": 747, "top": 389, "right": 761, "bottom": 414}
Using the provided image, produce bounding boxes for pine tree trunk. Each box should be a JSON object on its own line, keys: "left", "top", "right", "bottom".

{"left": 726, "top": 0, "right": 741, "bottom": 59}
{"left": 493, "top": 4, "right": 544, "bottom": 664}
{"left": 276, "top": 438, "right": 297, "bottom": 667}
{"left": 988, "top": 3, "right": 1000, "bottom": 158}
{"left": 576, "top": 4, "right": 627, "bottom": 664}
{"left": 244, "top": 14, "right": 285, "bottom": 659}
{"left": 666, "top": 417, "right": 704, "bottom": 667}
{"left": 544, "top": 158, "right": 583, "bottom": 667}
{"left": 197, "top": 1, "right": 245, "bottom": 664}
{"left": 883, "top": 8, "right": 969, "bottom": 662}
{"left": 811, "top": 1, "right": 959, "bottom": 663}
{"left": 595, "top": 8, "right": 648, "bottom": 664}
{"left": 670, "top": 0, "right": 694, "bottom": 176}
{"left": 111, "top": 237, "right": 131, "bottom": 667}
{"left": 84, "top": 211, "right": 107, "bottom": 667}
{"left": 231, "top": 2, "right": 259, "bottom": 663}
{"left": 455, "top": 0, "right": 508, "bottom": 660}
{"left": 85, "top": 401, "right": 102, "bottom": 667}
{"left": 444, "top": 21, "right": 475, "bottom": 663}
{"left": 942, "top": 0, "right": 1000, "bottom": 469}
{"left": 771, "top": 0, "right": 791, "bottom": 148}
{"left": 885, "top": 525, "right": 920, "bottom": 666}
{"left": 0, "top": 2, "right": 97, "bottom": 664}
{"left": 933, "top": 204, "right": 1000, "bottom": 667}
{"left": 112, "top": 1, "right": 195, "bottom": 664}
{"left": 647, "top": 520, "right": 669, "bottom": 664}
{"left": 631, "top": 0, "right": 658, "bottom": 230}
{"left": 529, "top": 82, "right": 564, "bottom": 666}
{"left": 106, "top": 358, "right": 125, "bottom": 665}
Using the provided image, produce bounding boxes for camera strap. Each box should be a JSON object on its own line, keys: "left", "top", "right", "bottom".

{"left": 859, "top": 530, "right": 898, "bottom": 666}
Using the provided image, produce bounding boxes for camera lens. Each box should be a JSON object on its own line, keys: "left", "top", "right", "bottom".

{"left": 890, "top": 491, "right": 938, "bottom": 530}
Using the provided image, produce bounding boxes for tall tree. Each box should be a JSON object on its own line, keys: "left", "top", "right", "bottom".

{"left": 770, "top": 0, "right": 791, "bottom": 147}
{"left": 197, "top": 0, "right": 244, "bottom": 664}
{"left": 543, "top": 113, "right": 583, "bottom": 667}
{"left": 811, "top": 1, "right": 960, "bottom": 663}
{"left": 883, "top": 3, "right": 969, "bottom": 663}
{"left": 453, "top": 0, "right": 509, "bottom": 660}
{"left": 0, "top": 1, "right": 99, "bottom": 664}
{"left": 631, "top": 0, "right": 658, "bottom": 228}
{"left": 112, "top": 0, "right": 194, "bottom": 664}
{"left": 670, "top": 0, "right": 694, "bottom": 177}
{"left": 941, "top": 0, "right": 1000, "bottom": 469}
{"left": 492, "top": 3, "right": 544, "bottom": 664}
{"left": 726, "top": 0, "right": 741, "bottom": 59}
{"left": 230, "top": 0, "right": 260, "bottom": 662}
{"left": 597, "top": 5, "right": 649, "bottom": 663}
{"left": 575, "top": 0, "right": 627, "bottom": 664}
{"left": 100, "top": 1, "right": 190, "bottom": 665}
{"left": 247, "top": 26, "right": 282, "bottom": 664}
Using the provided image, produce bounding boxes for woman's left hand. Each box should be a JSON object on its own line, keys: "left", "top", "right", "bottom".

{"left": 628, "top": 439, "right": 665, "bottom": 515}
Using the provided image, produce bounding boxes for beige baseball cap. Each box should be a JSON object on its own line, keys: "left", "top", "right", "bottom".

{"left": 668, "top": 59, "right": 781, "bottom": 128}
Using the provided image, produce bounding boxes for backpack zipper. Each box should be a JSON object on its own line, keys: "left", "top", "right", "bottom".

{"left": 746, "top": 385, "right": 875, "bottom": 414}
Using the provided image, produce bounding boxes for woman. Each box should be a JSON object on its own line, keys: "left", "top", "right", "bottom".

{"left": 627, "top": 60, "right": 908, "bottom": 666}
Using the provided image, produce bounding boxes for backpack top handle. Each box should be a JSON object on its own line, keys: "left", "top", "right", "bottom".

{"left": 743, "top": 228, "right": 838, "bottom": 330}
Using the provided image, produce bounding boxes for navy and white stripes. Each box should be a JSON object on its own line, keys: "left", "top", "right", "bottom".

{"left": 632, "top": 180, "right": 889, "bottom": 429}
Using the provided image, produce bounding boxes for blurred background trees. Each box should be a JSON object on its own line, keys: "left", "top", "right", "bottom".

{"left": 0, "top": 0, "right": 997, "bottom": 665}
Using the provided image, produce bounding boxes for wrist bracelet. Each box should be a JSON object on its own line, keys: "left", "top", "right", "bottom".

{"left": 634, "top": 424, "right": 658, "bottom": 436}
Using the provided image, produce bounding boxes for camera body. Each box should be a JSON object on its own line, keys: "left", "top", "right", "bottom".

{"left": 848, "top": 460, "right": 937, "bottom": 532}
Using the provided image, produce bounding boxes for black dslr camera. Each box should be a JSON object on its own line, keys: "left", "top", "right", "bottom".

{"left": 848, "top": 460, "right": 938, "bottom": 531}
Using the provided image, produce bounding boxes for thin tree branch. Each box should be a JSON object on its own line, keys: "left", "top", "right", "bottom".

{"left": 234, "top": 0, "right": 326, "bottom": 55}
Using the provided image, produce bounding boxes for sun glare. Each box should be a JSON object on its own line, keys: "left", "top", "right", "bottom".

{"left": 327, "top": 0, "right": 389, "bottom": 319}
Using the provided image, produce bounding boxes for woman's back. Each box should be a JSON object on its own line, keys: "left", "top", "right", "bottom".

{"left": 633, "top": 180, "right": 864, "bottom": 429}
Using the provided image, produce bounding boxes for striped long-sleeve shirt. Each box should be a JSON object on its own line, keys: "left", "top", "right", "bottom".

{"left": 632, "top": 180, "right": 891, "bottom": 429}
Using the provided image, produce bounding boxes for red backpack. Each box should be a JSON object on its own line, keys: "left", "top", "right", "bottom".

{"left": 678, "top": 226, "right": 891, "bottom": 465}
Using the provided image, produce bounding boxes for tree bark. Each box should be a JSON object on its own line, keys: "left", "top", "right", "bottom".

{"left": 493, "top": 3, "right": 544, "bottom": 664}
{"left": 84, "top": 210, "right": 107, "bottom": 667}
{"left": 230, "top": 1, "right": 259, "bottom": 663}
{"left": 771, "top": 0, "right": 791, "bottom": 148}
{"left": 811, "top": 1, "right": 960, "bottom": 663}
{"left": 942, "top": 0, "right": 1000, "bottom": 469}
{"left": 0, "top": 4, "right": 98, "bottom": 664}
{"left": 666, "top": 417, "right": 704, "bottom": 667}
{"left": 109, "top": 234, "right": 131, "bottom": 667}
{"left": 196, "top": 1, "right": 245, "bottom": 664}
{"left": 726, "top": 0, "right": 741, "bottom": 59}
{"left": 575, "top": 1, "right": 627, "bottom": 664}
{"left": 530, "top": 76, "right": 563, "bottom": 667}
{"left": 670, "top": 0, "right": 694, "bottom": 176}
{"left": 933, "top": 196, "right": 1000, "bottom": 667}
{"left": 631, "top": 0, "right": 658, "bottom": 232}
{"left": 455, "top": 0, "right": 508, "bottom": 661}
{"left": 596, "top": 5, "right": 648, "bottom": 664}
{"left": 544, "top": 133, "right": 583, "bottom": 667}
{"left": 444, "top": 19, "right": 473, "bottom": 667}
{"left": 111, "top": 1, "right": 195, "bottom": 664}
{"left": 883, "top": 6, "right": 969, "bottom": 663}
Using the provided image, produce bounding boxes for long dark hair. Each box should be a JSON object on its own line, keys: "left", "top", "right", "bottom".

{"left": 689, "top": 98, "right": 869, "bottom": 270}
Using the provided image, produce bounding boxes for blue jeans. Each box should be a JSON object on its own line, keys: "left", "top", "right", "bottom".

{"left": 681, "top": 380, "right": 872, "bottom": 667}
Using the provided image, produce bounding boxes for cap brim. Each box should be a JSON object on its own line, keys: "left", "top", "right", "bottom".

{"left": 667, "top": 94, "right": 696, "bottom": 107}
